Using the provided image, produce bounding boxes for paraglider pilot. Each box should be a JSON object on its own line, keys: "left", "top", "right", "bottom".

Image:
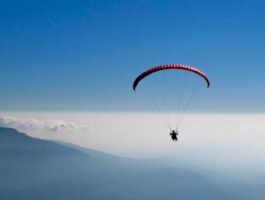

{"left": 170, "top": 129, "right": 178, "bottom": 141}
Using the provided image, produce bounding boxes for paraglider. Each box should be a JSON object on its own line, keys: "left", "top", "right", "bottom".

{"left": 170, "top": 129, "right": 178, "bottom": 141}
{"left": 133, "top": 64, "right": 210, "bottom": 141}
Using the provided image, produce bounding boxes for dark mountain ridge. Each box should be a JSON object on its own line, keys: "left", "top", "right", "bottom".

{"left": 0, "top": 127, "right": 237, "bottom": 200}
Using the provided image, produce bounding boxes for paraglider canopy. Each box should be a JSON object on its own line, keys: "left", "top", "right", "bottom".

{"left": 133, "top": 64, "right": 210, "bottom": 91}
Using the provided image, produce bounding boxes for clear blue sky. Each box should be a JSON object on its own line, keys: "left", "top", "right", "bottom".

{"left": 0, "top": 0, "right": 265, "bottom": 112}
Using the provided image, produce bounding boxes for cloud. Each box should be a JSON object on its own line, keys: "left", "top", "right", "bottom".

{"left": 0, "top": 116, "right": 91, "bottom": 135}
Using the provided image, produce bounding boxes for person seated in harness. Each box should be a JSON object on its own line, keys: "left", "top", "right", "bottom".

{"left": 170, "top": 129, "right": 178, "bottom": 141}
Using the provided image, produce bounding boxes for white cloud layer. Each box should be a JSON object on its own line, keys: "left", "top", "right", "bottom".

{"left": 0, "top": 116, "right": 91, "bottom": 136}
{"left": 1, "top": 112, "right": 265, "bottom": 180}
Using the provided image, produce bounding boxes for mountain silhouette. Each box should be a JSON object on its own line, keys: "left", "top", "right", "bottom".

{"left": 0, "top": 127, "right": 236, "bottom": 200}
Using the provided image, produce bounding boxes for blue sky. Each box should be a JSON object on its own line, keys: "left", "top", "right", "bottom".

{"left": 0, "top": 0, "right": 265, "bottom": 112}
